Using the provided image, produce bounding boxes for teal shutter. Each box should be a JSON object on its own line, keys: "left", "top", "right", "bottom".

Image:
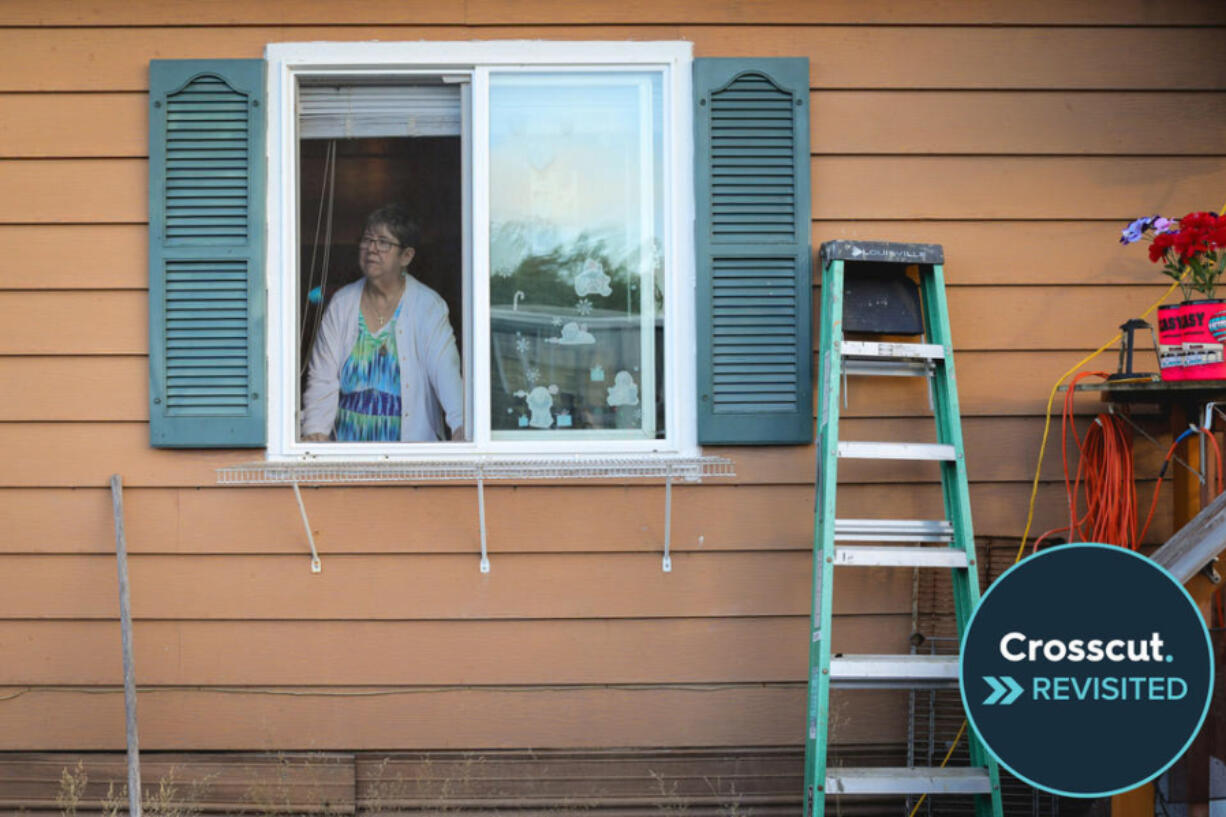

{"left": 148, "top": 60, "right": 266, "bottom": 447}
{"left": 694, "top": 58, "right": 812, "bottom": 445}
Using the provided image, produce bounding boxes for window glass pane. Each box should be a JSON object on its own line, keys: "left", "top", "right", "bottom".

{"left": 489, "top": 72, "right": 665, "bottom": 439}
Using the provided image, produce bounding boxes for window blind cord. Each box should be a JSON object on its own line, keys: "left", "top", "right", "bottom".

{"left": 300, "top": 139, "right": 337, "bottom": 379}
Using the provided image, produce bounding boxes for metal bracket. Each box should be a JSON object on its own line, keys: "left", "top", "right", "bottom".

{"left": 291, "top": 481, "right": 323, "bottom": 574}
{"left": 1108, "top": 405, "right": 1202, "bottom": 485}
{"left": 476, "top": 468, "right": 490, "bottom": 573}
{"left": 662, "top": 467, "right": 673, "bottom": 572}
{"left": 1201, "top": 556, "right": 1221, "bottom": 585}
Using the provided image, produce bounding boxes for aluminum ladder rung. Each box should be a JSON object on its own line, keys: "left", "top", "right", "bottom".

{"left": 840, "top": 341, "right": 944, "bottom": 378}
{"left": 836, "top": 441, "right": 956, "bottom": 461}
{"left": 829, "top": 654, "right": 959, "bottom": 688}
{"left": 842, "top": 358, "right": 933, "bottom": 377}
{"left": 839, "top": 340, "right": 945, "bottom": 361}
{"left": 834, "top": 518, "right": 953, "bottom": 542}
{"left": 834, "top": 546, "right": 968, "bottom": 568}
{"left": 825, "top": 767, "right": 992, "bottom": 796}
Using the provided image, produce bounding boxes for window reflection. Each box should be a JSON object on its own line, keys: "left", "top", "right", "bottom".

{"left": 489, "top": 72, "right": 665, "bottom": 439}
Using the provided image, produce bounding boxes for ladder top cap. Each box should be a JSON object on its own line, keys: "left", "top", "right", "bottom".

{"left": 820, "top": 240, "right": 944, "bottom": 268}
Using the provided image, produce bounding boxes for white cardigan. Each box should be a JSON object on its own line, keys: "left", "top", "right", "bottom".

{"left": 301, "top": 275, "right": 464, "bottom": 442}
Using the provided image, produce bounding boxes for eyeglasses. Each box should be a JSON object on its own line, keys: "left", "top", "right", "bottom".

{"left": 359, "top": 235, "right": 403, "bottom": 253}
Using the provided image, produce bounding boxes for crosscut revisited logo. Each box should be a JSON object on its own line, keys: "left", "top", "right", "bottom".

{"left": 959, "top": 543, "right": 1213, "bottom": 797}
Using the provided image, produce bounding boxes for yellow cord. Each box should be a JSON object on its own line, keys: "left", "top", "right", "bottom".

{"left": 1011, "top": 276, "right": 1184, "bottom": 564}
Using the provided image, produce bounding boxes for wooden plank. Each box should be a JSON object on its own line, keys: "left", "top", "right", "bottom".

{"left": 810, "top": 157, "right": 1226, "bottom": 221}
{"left": 7, "top": 156, "right": 1225, "bottom": 225}
{"left": 0, "top": 159, "right": 145, "bottom": 224}
{"left": 0, "top": 615, "right": 908, "bottom": 685}
{"left": 0, "top": 292, "right": 150, "bottom": 354}
{"left": 0, "top": 415, "right": 1181, "bottom": 487}
{"left": 0, "top": 93, "right": 147, "bottom": 158}
{"left": 0, "top": 357, "right": 147, "bottom": 421}
{"left": 811, "top": 91, "right": 1226, "bottom": 156}
{"left": 3, "top": 0, "right": 1224, "bottom": 25}
{"left": 688, "top": 26, "right": 1226, "bottom": 91}
{"left": 1, "top": 26, "right": 1224, "bottom": 92}
{"left": 0, "top": 753, "right": 355, "bottom": 813}
{"left": 0, "top": 225, "right": 147, "bottom": 289}
{"left": 0, "top": 284, "right": 1180, "bottom": 356}
{"left": 0, "top": 350, "right": 1118, "bottom": 421}
{"left": 0, "top": 478, "right": 1176, "bottom": 556}
{"left": 0, "top": 685, "right": 900, "bottom": 749}
{"left": 7, "top": 90, "right": 1225, "bottom": 160}
{"left": 0, "top": 26, "right": 681, "bottom": 92}
{"left": 0, "top": 221, "right": 1179, "bottom": 290}
{"left": 470, "top": 0, "right": 1226, "bottom": 25}
{"left": 0, "top": 551, "right": 912, "bottom": 619}
{"left": 816, "top": 221, "right": 1167, "bottom": 287}
{"left": 350, "top": 748, "right": 810, "bottom": 806}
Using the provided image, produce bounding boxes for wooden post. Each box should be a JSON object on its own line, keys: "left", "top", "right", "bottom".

{"left": 1113, "top": 402, "right": 1199, "bottom": 817}
{"left": 110, "top": 475, "right": 142, "bottom": 817}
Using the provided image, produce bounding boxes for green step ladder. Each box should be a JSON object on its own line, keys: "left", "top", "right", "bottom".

{"left": 803, "top": 241, "right": 1004, "bottom": 817}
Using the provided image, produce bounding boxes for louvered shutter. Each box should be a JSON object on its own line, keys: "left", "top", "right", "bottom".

{"left": 694, "top": 58, "right": 812, "bottom": 445}
{"left": 148, "top": 60, "right": 266, "bottom": 447}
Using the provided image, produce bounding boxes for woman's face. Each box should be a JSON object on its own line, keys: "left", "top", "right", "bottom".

{"left": 359, "top": 222, "right": 415, "bottom": 281}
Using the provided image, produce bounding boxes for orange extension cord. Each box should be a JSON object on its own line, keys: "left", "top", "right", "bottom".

{"left": 1026, "top": 372, "right": 1226, "bottom": 632}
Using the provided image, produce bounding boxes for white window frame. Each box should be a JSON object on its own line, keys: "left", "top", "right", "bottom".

{"left": 264, "top": 41, "right": 697, "bottom": 463}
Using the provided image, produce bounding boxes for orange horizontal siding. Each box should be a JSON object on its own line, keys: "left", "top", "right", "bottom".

{"left": 0, "top": 26, "right": 1224, "bottom": 92}
{"left": 0, "top": 286, "right": 1178, "bottom": 356}
{"left": 0, "top": 350, "right": 1120, "bottom": 421}
{"left": 7, "top": 156, "right": 1226, "bottom": 224}
{"left": 0, "top": 221, "right": 1172, "bottom": 290}
{"left": 9, "top": 91, "right": 1226, "bottom": 159}
{"left": 0, "top": 616, "right": 913, "bottom": 685}
{"left": 4, "top": 0, "right": 1225, "bottom": 26}
{"left": 0, "top": 1, "right": 1214, "bottom": 758}
{"left": 0, "top": 551, "right": 912, "bottom": 620}
{"left": 0, "top": 480, "right": 1175, "bottom": 558}
{"left": 0, "top": 416, "right": 1167, "bottom": 487}
{"left": 0, "top": 685, "right": 910, "bottom": 750}
{"left": 811, "top": 91, "right": 1226, "bottom": 156}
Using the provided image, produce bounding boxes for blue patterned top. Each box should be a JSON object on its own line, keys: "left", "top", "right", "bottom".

{"left": 333, "top": 302, "right": 403, "bottom": 442}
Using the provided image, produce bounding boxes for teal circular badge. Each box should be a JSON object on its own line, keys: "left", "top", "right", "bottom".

{"left": 959, "top": 543, "right": 1213, "bottom": 797}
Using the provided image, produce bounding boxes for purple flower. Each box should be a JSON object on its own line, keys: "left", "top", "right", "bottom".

{"left": 1153, "top": 217, "right": 1174, "bottom": 233}
{"left": 1121, "top": 216, "right": 1154, "bottom": 245}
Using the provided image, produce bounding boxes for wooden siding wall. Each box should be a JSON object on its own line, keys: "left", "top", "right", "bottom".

{"left": 0, "top": 0, "right": 1224, "bottom": 752}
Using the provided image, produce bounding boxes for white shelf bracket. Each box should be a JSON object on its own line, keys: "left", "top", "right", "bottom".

{"left": 662, "top": 467, "right": 673, "bottom": 573}
{"left": 476, "top": 467, "right": 490, "bottom": 573}
{"left": 291, "top": 480, "right": 323, "bottom": 574}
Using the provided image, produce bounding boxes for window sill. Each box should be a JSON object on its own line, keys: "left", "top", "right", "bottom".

{"left": 216, "top": 454, "right": 733, "bottom": 485}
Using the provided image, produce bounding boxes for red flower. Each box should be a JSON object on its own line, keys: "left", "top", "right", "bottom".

{"left": 1150, "top": 231, "right": 1175, "bottom": 263}
{"left": 1209, "top": 225, "right": 1226, "bottom": 250}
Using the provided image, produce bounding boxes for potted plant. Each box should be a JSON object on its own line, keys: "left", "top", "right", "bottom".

{"left": 1122, "top": 211, "right": 1226, "bottom": 380}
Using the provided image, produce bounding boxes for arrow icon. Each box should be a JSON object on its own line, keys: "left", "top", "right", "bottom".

{"left": 982, "top": 676, "right": 1024, "bottom": 705}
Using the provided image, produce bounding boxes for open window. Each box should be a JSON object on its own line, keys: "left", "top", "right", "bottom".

{"left": 266, "top": 42, "right": 694, "bottom": 460}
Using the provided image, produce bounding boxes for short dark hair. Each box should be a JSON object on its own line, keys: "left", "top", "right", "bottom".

{"left": 364, "top": 203, "right": 420, "bottom": 250}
